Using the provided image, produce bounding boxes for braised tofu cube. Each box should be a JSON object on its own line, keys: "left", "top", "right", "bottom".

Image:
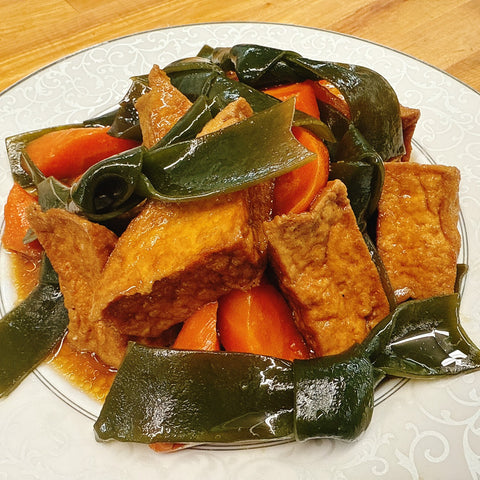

{"left": 95, "top": 94, "right": 272, "bottom": 338}
{"left": 95, "top": 182, "right": 273, "bottom": 338}
{"left": 377, "top": 162, "right": 461, "bottom": 302}
{"left": 264, "top": 179, "right": 390, "bottom": 357}
{"left": 135, "top": 65, "right": 192, "bottom": 148}
{"left": 27, "top": 205, "right": 128, "bottom": 368}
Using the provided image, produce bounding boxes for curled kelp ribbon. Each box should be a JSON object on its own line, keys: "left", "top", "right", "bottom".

{"left": 6, "top": 99, "right": 317, "bottom": 222}
{"left": 70, "top": 147, "right": 146, "bottom": 220}
{"left": 3, "top": 45, "right": 478, "bottom": 446}
{"left": 94, "top": 294, "right": 480, "bottom": 445}
{"left": 106, "top": 44, "right": 402, "bottom": 228}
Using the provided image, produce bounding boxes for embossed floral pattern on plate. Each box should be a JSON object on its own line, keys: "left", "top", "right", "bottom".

{"left": 0, "top": 22, "right": 479, "bottom": 480}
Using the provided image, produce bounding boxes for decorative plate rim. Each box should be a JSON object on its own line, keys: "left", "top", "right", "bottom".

{"left": 0, "top": 21, "right": 479, "bottom": 479}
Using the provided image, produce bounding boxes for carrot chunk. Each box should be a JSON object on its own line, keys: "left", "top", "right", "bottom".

{"left": 2, "top": 183, "right": 42, "bottom": 257}
{"left": 25, "top": 127, "right": 139, "bottom": 181}
{"left": 264, "top": 80, "right": 321, "bottom": 118}
{"left": 264, "top": 81, "right": 329, "bottom": 215}
{"left": 312, "top": 79, "right": 351, "bottom": 119}
{"left": 273, "top": 126, "right": 330, "bottom": 215}
{"left": 217, "top": 283, "right": 310, "bottom": 361}
{"left": 172, "top": 301, "right": 220, "bottom": 351}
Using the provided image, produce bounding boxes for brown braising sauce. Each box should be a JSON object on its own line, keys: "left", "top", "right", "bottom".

{"left": 48, "top": 337, "right": 115, "bottom": 402}
{"left": 9, "top": 251, "right": 115, "bottom": 402}
{"left": 8, "top": 251, "right": 41, "bottom": 300}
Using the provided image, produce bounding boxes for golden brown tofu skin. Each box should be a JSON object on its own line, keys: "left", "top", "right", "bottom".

{"left": 197, "top": 97, "right": 254, "bottom": 136}
{"left": 399, "top": 105, "right": 421, "bottom": 161}
{"left": 26, "top": 205, "right": 128, "bottom": 368}
{"left": 264, "top": 180, "right": 390, "bottom": 357}
{"left": 94, "top": 95, "right": 271, "bottom": 338}
{"left": 377, "top": 162, "right": 461, "bottom": 303}
{"left": 135, "top": 65, "right": 192, "bottom": 148}
{"left": 95, "top": 182, "right": 273, "bottom": 338}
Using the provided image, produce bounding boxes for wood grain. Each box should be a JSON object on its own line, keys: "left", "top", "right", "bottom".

{"left": 1, "top": 0, "right": 479, "bottom": 92}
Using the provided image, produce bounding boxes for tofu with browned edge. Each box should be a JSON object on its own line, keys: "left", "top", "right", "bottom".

{"left": 95, "top": 183, "right": 272, "bottom": 338}
{"left": 26, "top": 205, "right": 128, "bottom": 368}
{"left": 377, "top": 162, "right": 461, "bottom": 303}
{"left": 135, "top": 64, "right": 192, "bottom": 148}
{"left": 95, "top": 95, "right": 271, "bottom": 338}
{"left": 264, "top": 179, "right": 390, "bottom": 357}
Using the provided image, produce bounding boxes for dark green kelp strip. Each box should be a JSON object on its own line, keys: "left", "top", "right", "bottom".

{"left": 94, "top": 294, "right": 480, "bottom": 445}
{"left": 0, "top": 257, "right": 68, "bottom": 397}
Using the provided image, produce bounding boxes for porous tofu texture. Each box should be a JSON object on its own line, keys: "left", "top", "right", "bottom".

{"left": 377, "top": 162, "right": 460, "bottom": 303}
{"left": 95, "top": 94, "right": 271, "bottom": 339}
{"left": 26, "top": 205, "right": 128, "bottom": 368}
{"left": 95, "top": 181, "right": 273, "bottom": 338}
{"left": 264, "top": 179, "right": 390, "bottom": 357}
{"left": 135, "top": 65, "right": 192, "bottom": 148}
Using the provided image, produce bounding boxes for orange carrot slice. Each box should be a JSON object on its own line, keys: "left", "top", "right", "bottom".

{"left": 312, "top": 79, "right": 351, "bottom": 119}
{"left": 2, "top": 183, "right": 42, "bottom": 257}
{"left": 25, "top": 127, "right": 139, "bottom": 181}
{"left": 264, "top": 80, "right": 320, "bottom": 118}
{"left": 217, "top": 283, "right": 310, "bottom": 361}
{"left": 273, "top": 126, "right": 330, "bottom": 215}
{"left": 172, "top": 301, "right": 220, "bottom": 351}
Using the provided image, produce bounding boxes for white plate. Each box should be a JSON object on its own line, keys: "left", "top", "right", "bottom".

{"left": 1, "top": 22, "right": 480, "bottom": 480}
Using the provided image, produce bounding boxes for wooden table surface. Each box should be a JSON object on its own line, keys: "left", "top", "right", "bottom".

{"left": 1, "top": 0, "right": 479, "bottom": 93}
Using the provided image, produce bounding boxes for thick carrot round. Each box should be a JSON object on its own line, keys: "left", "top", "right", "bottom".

{"left": 217, "top": 283, "right": 310, "bottom": 361}
{"left": 173, "top": 301, "right": 220, "bottom": 351}
{"left": 273, "top": 126, "right": 330, "bottom": 216}
{"left": 312, "top": 79, "right": 351, "bottom": 119}
{"left": 25, "top": 127, "right": 139, "bottom": 181}
{"left": 1, "top": 183, "right": 42, "bottom": 257}
{"left": 264, "top": 80, "right": 320, "bottom": 118}
{"left": 264, "top": 81, "right": 330, "bottom": 215}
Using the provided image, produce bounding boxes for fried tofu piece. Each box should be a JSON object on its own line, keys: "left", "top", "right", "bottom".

{"left": 94, "top": 95, "right": 271, "bottom": 338}
{"left": 95, "top": 182, "right": 272, "bottom": 337}
{"left": 26, "top": 205, "right": 128, "bottom": 368}
{"left": 399, "top": 105, "right": 421, "bottom": 161}
{"left": 377, "top": 162, "right": 460, "bottom": 303}
{"left": 197, "top": 97, "right": 254, "bottom": 136}
{"left": 264, "top": 180, "right": 390, "bottom": 357}
{"left": 135, "top": 64, "right": 192, "bottom": 148}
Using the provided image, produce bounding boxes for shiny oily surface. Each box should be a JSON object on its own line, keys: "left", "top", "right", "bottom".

{"left": 0, "top": 23, "right": 479, "bottom": 480}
